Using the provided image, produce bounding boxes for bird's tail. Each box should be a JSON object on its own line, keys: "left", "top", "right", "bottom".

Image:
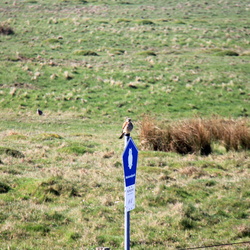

{"left": 119, "top": 133, "right": 124, "bottom": 139}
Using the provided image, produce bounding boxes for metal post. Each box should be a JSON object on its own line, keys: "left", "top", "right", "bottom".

{"left": 125, "top": 210, "right": 130, "bottom": 250}
{"left": 124, "top": 134, "right": 130, "bottom": 250}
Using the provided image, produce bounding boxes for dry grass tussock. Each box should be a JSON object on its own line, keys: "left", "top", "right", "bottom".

{"left": 139, "top": 115, "right": 250, "bottom": 155}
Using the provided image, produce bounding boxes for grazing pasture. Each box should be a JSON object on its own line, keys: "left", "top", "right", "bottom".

{"left": 0, "top": 0, "right": 249, "bottom": 249}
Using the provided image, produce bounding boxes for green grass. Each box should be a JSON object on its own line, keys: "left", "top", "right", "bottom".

{"left": 0, "top": 0, "right": 249, "bottom": 119}
{"left": 0, "top": 0, "right": 249, "bottom": 249}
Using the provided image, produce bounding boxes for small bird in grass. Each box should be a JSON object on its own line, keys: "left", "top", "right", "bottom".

{"left": 119, "top": 118, "right": 133, "bottom": 139}
{"left": 37, "top": 109, "right": 43, "bottom": 116}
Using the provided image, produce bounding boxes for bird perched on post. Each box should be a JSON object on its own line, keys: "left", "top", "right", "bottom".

{"left": 119, "top": 118, "right": 133, "bottom": 139}
{"left": 37, "top": 109, "right": 43, "bottom": 116}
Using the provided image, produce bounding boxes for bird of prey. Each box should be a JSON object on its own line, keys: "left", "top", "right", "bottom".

{"left": 37, "top": 109, "right": 43, "bottom": 116}
{"left": 119, "top": 118, "right": 133, "bottom": 139}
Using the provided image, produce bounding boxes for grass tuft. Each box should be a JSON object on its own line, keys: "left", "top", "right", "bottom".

{"left": 205, "top": 117, "right": 250, "bottom": 151}
{"left": 236, "top": 225, "right": 250, "bottom": 239}
{"left": 73, "top": 50, "right": 99, "bottom": 56}
{"left": 0, "top": 182, "right": 11, "bottom": 193}
{"left": 22, "top": 223, "right": 50, "bottom": 234}
{"left": 0, "top": 147, "right": 25, "bottom": 158}
{"left": 57, "top": 142, "right": 94, "bottom": 155}
{"left": 137, "top": 51, "right": 157, "bottom": 56}
{"left": 135, "top": 19, "right": 155, "bottom": 25}
{"left": 43, "top": 38, "right": 61, "bottom": 44}
{"left": 139, "top": 116, "right": 249, "bottom": 155}
{"left": 215, "top": 50, "right": 239, "bottom": 56}
{"left": 109, "top": 48, "right": 125, "bottom": 55}
{"left": 0, "top": 24, "right": 14, "bottom": 35}
{"left": 115, "top": 18, "right": 131, "bottom": 23}
{"left": 37, "top": 133, "right": 63, "bottom": 140}
{"left": 34, "top": 176, "right": 80, "bottom": 203}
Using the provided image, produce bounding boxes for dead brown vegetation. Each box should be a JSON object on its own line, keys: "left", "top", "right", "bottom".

{"left": 139, "top": 116, "right": 250, "bottom": 155}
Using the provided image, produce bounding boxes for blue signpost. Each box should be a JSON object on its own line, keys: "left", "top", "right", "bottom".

{"left": 122, "top": 136, "right": 138, "bottom": 250}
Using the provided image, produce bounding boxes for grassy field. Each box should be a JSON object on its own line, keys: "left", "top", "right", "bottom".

{"left": 0, "top": 0, "right": 249, "bottom": 249}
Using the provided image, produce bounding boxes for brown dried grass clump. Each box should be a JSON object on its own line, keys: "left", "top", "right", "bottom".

{"left": 170, "top": 118, "right": 212, "bottom": 155}
{"left": 139, "top": 115, "right": 172, "bottom": 152}
{"left": 204, "top": 117, "right": 250, "bottom": 151}
{"left": 139, "top": 116, "right": 250, "bottom": 155}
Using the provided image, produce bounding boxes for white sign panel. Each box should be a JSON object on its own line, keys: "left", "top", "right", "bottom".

{"left": 125, "top": 184, "right": 135, "bottom": 212}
